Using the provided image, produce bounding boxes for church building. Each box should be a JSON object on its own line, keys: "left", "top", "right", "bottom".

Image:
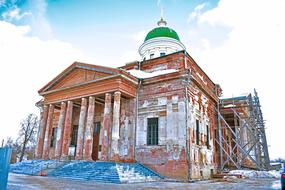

{"left": 35, "top": 18, "right": 222, "bottom": 181}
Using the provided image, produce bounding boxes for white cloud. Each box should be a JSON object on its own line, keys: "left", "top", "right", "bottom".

{"left": 187, "top": 3, "right": 207, "bottom": 24}
{"left": 200, "top": 38, "right": 210, "bottom": 50}
{"left": 0, "top": 0, "right": 5, "bottom": 6}
{"left": 120, "top": 50, "right": 140, "bottom": 64}
{"left": 0, "top": 21, "right": 93, "bottom": 142}
{"left": 188, "top": 0, "right": 285, "bottom": 159}
{"left": 119, "top": 30, "right": 147, "bottom": 64}
{"left": 1, "top": 0, "right": 53, "bottom": 39}
{"left": 29, "top": 0, "right": 53, "bottom": 39}
{"left": 157, "top": 0, "right": 162, "bottom": 7}
{"left": 132, "top": 30, "right": 147, "bottom": 44}
{"left": 2, "top": 7, "right": 31, "bottom": 21}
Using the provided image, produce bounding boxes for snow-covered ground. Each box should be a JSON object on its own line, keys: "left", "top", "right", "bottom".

{"left": 116, "top": 164, "right": 158, "bottom": 183}
{"left": 8, "top": 173, "right": 281, "bottom": 190}
{"left": 228, "top": 170, "right": 281, "bottom": 179}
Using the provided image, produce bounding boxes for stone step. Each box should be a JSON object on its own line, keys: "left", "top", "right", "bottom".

{"left": 10, "top": 160, "right": 163, "bottom": 183}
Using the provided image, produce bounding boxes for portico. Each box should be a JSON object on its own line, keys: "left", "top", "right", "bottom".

{"left": 35, "top": 62, "right": 138, "bottom": 162}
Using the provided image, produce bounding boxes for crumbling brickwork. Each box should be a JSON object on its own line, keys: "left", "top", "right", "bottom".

{"left": 131, "top": 52, "right": 219, "bottom": 180}
{"left": 36, "top": 51, "right": 221, "bottom": 181}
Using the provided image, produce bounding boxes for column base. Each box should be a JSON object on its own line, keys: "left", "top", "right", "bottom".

{"left": 60, "top": 155, "right": 71, "bottom": 161}
{"left": 110, "top": 154, "right": 121, "bottom": 162}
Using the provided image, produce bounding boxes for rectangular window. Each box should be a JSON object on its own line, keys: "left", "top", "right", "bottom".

{"left": 147, "top": 118, "right": 158, "bottom": 145}
{"left": 70, "top": 125, "right": 78, "bottom": 146}
{"left": 150, "top": 53, "right": 154, "bottom": 59}
{"left": 160, "top": 52, "right": 166, "bottom": 56}
{"left": 50, "top": 127, "right": 57, "bottom": 148}
{"left": 206, "top": 125, "right": 210, "bottom": 149}
{"left": 196, "top": 119, "right": 200, "bottom": 145}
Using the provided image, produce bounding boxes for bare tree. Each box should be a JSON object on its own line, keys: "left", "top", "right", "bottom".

{"left": 4, "top": 137, "right": 14, "bottom": 147}
{"left": 17, "top": 114, "right": 39, "bottom": 162}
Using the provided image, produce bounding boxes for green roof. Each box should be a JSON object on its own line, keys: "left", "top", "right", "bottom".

{"left": 144, "top": 27, "right": 180, "bottom": 42}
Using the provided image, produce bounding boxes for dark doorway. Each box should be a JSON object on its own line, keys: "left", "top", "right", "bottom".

{"left": 92, "top": 122, "right": 101, "bottom": 160}
{"left": 70, "top": 125, "right": 78, "bottom": 157}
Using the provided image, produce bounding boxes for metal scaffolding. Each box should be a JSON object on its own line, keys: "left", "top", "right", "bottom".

{"left": 216, "top": 89, "right": 270, "bottom": 171}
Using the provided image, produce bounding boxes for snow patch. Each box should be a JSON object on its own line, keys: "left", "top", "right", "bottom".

{"left": 128, "top": 69, "right": 178, "bottom": 79}
{"left": 223, "top": 104, "right": 236, "bottom": 108}
{"left": 229, "top": 169, "right": 281, "bottom": 179}
{"left": 116, "top": 164, "right": 159, "bottom": 183}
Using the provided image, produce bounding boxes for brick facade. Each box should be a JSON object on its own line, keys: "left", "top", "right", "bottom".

{"left": 36, "top": 51, "right": 221, "bottom": 181}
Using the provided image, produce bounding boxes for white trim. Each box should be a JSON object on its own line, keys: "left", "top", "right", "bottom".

{"left": 138, "top": 37, "right": 186, "bottom": 60}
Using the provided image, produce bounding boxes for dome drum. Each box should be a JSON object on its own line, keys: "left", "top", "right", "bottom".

{"left": 139, "top": 37, "right": 185, "bottom": 60}
{"left": 139, "top": 18, "right": 185, "bottom": 60}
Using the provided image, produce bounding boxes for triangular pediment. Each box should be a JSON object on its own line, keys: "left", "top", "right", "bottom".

{"left": 39, "top": 62, "right": 119, "bottom": 93}
{"left": 50, "top": 68, "right": 112, "bottom": 90}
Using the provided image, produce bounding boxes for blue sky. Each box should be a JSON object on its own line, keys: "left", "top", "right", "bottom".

{"left": 0, "top": 0, "right": 218, "bottom": 33}
{"left": 0, "top": 0, "right": 284, "bottom": 160}
{"left": 0, "top": 0, "right": 219, "bottom": 66}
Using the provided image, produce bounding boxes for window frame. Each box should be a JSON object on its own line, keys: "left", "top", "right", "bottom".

{"left": 206, "top": 125, "right": 210, "bottom": 149}
{"left": 147, "top": 117, "right": 159, "bottom": 146}
{"left": 70, "top": 125, "right": 78, "bottom": 146}
{"left": 196, "top": 119, "right": 200, "bottom": 145}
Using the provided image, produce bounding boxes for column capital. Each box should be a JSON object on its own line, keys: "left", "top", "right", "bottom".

{"left": 114, "top": 91, "right": 121, "bottom": 95}
{"left": 105, "top": 93, "right": 111, "bottom": 98}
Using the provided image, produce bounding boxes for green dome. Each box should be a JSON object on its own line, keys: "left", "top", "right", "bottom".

{"left": 144, "top": 27, "right": 180, "bottom": 42}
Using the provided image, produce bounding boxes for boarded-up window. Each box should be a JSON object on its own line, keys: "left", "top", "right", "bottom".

{"left": 196, "top": 119, "right": 200, "bottom": 145}
{"left": 50, "top": 128, "right": 57, "bottom": 148}
{"left": 147, "top": 118, "right": 158, "bottom": 145}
